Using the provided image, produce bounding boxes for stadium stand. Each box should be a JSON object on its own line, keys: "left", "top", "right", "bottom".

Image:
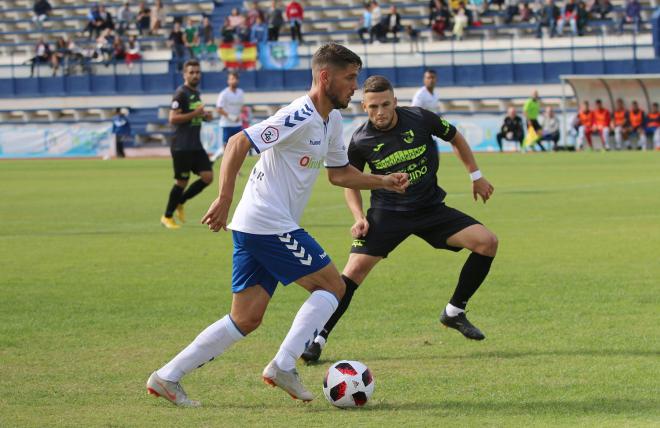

{"left": 0, "top": 0, "right": 658, "bottom": 151}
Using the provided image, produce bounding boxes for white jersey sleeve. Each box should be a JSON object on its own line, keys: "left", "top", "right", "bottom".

{"left": 324, "top": 110, "right": 349, "bottom": 168}
{"left": 215, "top": 89, "right": 225, "bottom": 109}
{"left": 243, "top": 103, "right": 310, "bottom": 153}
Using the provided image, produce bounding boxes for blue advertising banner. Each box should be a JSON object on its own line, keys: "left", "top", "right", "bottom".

{"left": 0, "top": 124, "right": 112, "bottom": 158}
{"left": 259, "top": 42, "right": 299, "bottom": 70}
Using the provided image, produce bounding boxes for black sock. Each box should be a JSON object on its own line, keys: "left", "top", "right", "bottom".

{"left": 449, "top": 252, "right": 494, "bottom": 310}
{"left": 164, "top": 185, "right": 184, "bottom": 217}
{"left": 319, "top": 275, "right": 359, "bottom": 341}
{"left": 180, "top": 179, "right": 209, "bottom": 204}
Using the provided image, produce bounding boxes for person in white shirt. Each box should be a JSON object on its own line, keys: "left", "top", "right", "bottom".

{"left": 411, "top": 69, "right": 439, "bottom": 113}
{"left": 211, "top": 71, "right": 245, "bottom": 161}
{"left": 146, "top": 43, "right": 409, "bottom": 407}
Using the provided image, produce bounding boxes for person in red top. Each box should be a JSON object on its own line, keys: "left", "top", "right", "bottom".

{"left": 628, "top": 100, "right": 647, "bottom": 150}
{"left": 576, "top": 100, "right": 595, "bottom": 150}
{"left": 610, "top": 98, "right": 630, "bottom": 150}
{"left": 646, "top": 102, "right": 660, "bottom": 150}
{"left": 591, "top": 99, "right": 611, "bottom": 150}
{"left": 286, "top": 0, "right": 304, "bottom": 42}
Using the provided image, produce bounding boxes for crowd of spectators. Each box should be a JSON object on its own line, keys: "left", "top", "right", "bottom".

{"left": 426, "top": 0, "right": 645, "bottom": 40}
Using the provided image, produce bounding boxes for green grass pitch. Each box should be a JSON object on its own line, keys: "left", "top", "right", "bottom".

{"left": 1, "top": 152, "right": 658, "bottom": 427}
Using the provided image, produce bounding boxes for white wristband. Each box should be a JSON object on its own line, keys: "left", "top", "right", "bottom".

{"left": 470, "top": 170, "right": 482, "bottom": 182}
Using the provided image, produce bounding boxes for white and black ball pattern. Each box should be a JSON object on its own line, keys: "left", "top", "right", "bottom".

{"left": 323, "top": 360, "right": 375, "bottom": 408}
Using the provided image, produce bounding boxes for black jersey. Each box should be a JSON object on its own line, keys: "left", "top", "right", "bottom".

{"left": 170, "top": 84, "right": 204, "bottom": 151}
{"left": 348, "top": 107, "right": 457, "bottom": 211}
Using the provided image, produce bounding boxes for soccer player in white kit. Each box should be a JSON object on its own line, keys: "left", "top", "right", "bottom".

{"left": 411, "top": 69, "right": 439, "bottom": 112}
{"left": 211, "top": 71, "right": 245, "bottom": 162}
{"left": 146, "top": 43, "right": 409, "bottom": 407}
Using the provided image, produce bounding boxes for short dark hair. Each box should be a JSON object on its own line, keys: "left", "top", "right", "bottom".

{"left": 228, "top": 71, "right": 239, "bottom": 79}
{"left": 311, "top": 43, "right": 362, "bottom": 74}
{"left": 183, "top": 59, "right": 200, "bottom": 71}
{"left": 424, "top": 69, "right": 437, "bottom": 76}
{"left": 363, "top": 75, "right": 393, "bottom": 93}
{"left": 595, "top": 99, "right": 602, "bottom": 104}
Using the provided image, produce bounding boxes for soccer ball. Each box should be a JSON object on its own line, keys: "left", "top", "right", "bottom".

{"left": 323, "top": 360, "right": 375, "bottom": 408}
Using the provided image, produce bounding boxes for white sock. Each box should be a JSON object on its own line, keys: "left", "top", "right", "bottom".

{"left": 445, "top": 303, "right": 465, "bottom": 317}
{"left": 273, "top": 290, "right": 338, "bottom": 371}
{"left": 313, "top": 335, "right": 327, "bottom": 348}
{"left": 157, "top": 314, "right": 244, "bottom": 382}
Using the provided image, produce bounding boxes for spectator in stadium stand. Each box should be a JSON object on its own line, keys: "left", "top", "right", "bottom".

{"left": 539, "top": 106, "right": 560, "bottom": 150}
{"left": 428, "top": 0, "right": 444, "bottom": 26}
{"left": 589, "top": 0, "right": 612, "bottom": 20}
{"left": 136, "top": 2, "right": 151, "bottom": 35}
{"left": 51, "top": 36, "right": 68, "bottom": 76}
{"left": 519, "top": 2, "right": 533, "bottom": 22}
{"left": 431, "top": 2, "right": 451, "bottom": 40}
{"left": 453, "top": 5, "right": 469, "bottom": 40}
{"left": 618, "top": 0, "right": 641, "bottom": 33}
{"left": 383, "top": 5, "right": 403, "bottom": 41}
{"left": 267, "top": 0, "right": 284, "bottom": 41}
{"left": 183, "top": 17, "right": 199, "bottom": 59}
{"left": 198, "top": 16, "right": 216, "bottom": 64}
{"left": 412, "top": 69, "right": 440, "bottom": 112}
{"left": 169, "top": 21, "right": 186, "bottom": 72}
{"left": 150, "top": 0, "right": 167, "bottom": 34}
{"left": 113, "top": 35, "right": 126, "bottom": 63}
{"left": 65, "top": 37, "right": 88, "bottom": 74}
{"left": 28, "top": 37, "right": 53, "bottom": 77}
{"left": 646, "top": 102, "right": 660, "bottom": 150}
{"left": 503, "top": 0, "right": 519, "bottom": 24}
{"left": 116, "top": 2, "right": 133, "bottom": 35}
{"left": 536, "top": 0, "right": 560, "bottom": 38}
{"left": 406, "top": 25, "right": 420, "bottom": 52}
{"left": 576, "top": 1, "right": 590, "bottom": 35}
{"left": 468, "top": 0, "right": 486, "bottom": 24}
{"left": 523, "top": 91, "right": 545, "bottom": 151}
{"left": 96, "top": 28, "right": 115, "bottom": 66}
{"left": 247, "top": 1, "right": 265, "bottom": 27}
{"left": 220, "top": 17, "right": 236, "bottom": 43}
{"left": 32, "top": 0, "right": 52, "bottom": 29}
{"left": 576, "top": 100, "right": 595, "bottom": 150}
{"left": 250, "top": 15, "right": 269, "bottom": 43}
{"left": 496, "top": 106, "right": 524, "bottom": 151}
{"left": 557, "top": 0, "right": 579, "bottom": 36}
{"left": 286, "top": 0, "right": 304, "bottom": 43}
{"left": 236, "top": 19, "right": 252, "bottom": 42}
{"left": 369, "top": 1, "right": 385, "bottom": 43}
{"left": 85, "top": 4, "right": 104, "bottom": 39}
{"left": 357, "top": 3, "right": 373, "bottom": 44}
{"left": 592, "top": 99, "right": 612, "bottom": 150}
{"left": 610, "top": 98, "right": 630, "bottom": 150}
{"left": 125, "top": 34, "right": 142, "bottom": 70}
{"left": 628, "top": 101, "right": 647, "bottom": 150}
{"left": 99, "top": 4, "right": 115, "bottom": 32}
{"left": 111, "top": 108, "right": 131, "bottom": 158}
{"left": 227, "top": 7, "right": 246, "bottom": 37}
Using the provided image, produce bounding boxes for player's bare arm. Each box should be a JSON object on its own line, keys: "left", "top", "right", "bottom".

{"left": 450, "top": 132, "right": 494, "bottom": 203}
{"left": 202, "top": 132, "right": 252, "bottom": 231}
{"left": 344, "top": 188, "right": 369, "bottom": 238}
{"left": 327, "top": 165, "right": 409, "bottom": 193}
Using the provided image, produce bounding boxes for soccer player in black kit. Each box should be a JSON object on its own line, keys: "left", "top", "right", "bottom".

{"left": 160, "top": 59, "right": 214, "bottom": 229}
{"left": 302, "top": 75, "right": 498, "bottom": 362}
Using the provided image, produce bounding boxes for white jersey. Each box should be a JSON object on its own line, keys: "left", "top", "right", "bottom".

{"left": 228, "top": 95, "right": 348, "bottom": 235}
{"left": 216, "top": 87, "right": 244, "bottom": 127}
{"left": 411, "top": 86, "right": 439, "bottom": 113}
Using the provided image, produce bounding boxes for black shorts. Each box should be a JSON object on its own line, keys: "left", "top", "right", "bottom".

{"left": 350, "top": 204, "right": 480, "bottom": 257}
{"left": 171, "top": 149, "right": 212, "bottom": 180}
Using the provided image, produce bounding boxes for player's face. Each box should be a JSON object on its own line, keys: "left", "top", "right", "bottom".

{"left": 423, "top": 72, "right": 436, "bottom": 90}
{"left": 228, "top": 74, "right": 239, "bottom": 89}
{"left": 326, "top": 64, "right": 360, "bottom": 110}
{"left": 184, "top": 65, "right": 201, "bottom": 88}
{"left": 363, "top": 90, "right": 397, "bottom": 131}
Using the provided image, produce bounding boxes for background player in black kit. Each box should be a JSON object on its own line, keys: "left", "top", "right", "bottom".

{"left": 161, "top": 59, "right": 214, "bottom": 229}
{"left": 303, "top": 75, "right": 498, "bottom": 362}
